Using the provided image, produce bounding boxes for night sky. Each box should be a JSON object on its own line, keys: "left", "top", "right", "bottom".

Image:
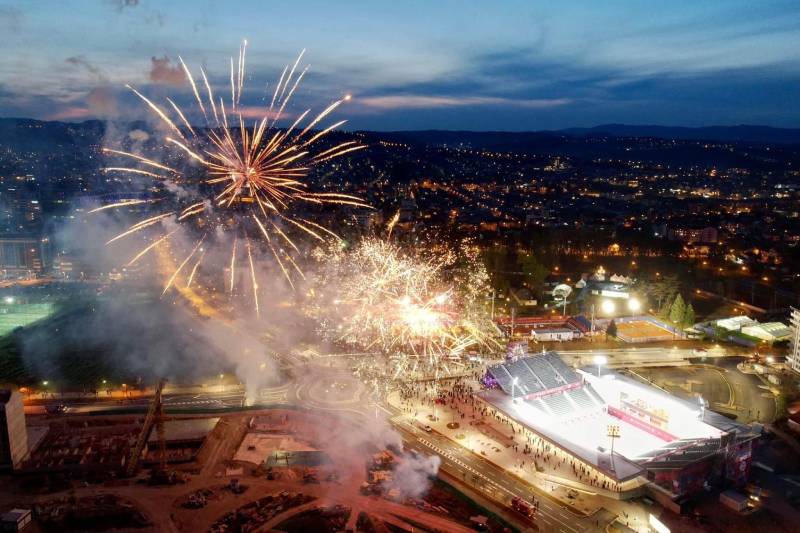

{"left": 1, "top": 0, "right": 798, "bottom": 130}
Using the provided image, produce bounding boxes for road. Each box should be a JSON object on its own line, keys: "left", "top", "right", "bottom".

{"left": 26, "top": 388, "right": 250, "bottom": 415}
{"left": 394, "top": 412, "right": 602, "bottom": 532}
{"left": 633, "top": 357, "right": 777, "bottom": 423}
{"left": 558, "top": 345, "right": 745, "bottom": 369}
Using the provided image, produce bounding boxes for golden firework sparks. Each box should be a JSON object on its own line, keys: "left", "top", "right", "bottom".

{"left": 93, "top": 41, "right": 369, "bottom": 311}
{"left": 314, "top": 237, "right": 499, "bottom": 381}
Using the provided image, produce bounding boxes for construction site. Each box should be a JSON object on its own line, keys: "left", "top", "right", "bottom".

{"left": 0, "top": 383, "right": 513, "bottom": 533}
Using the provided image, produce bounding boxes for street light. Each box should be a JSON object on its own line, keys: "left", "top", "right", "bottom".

{"left": 593, "top": 355, "right": 607, "bottom": 377}
{"left": 601, "top": 299, "right": 615, "bottom": 315}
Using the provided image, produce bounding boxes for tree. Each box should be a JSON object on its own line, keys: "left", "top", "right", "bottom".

{"left": 669, "top": 294, "right": 686, "bottom": 325}
{"left": 646, "top": 274, "right": 681, "bottom": 310}
{"left": 683, "top": 303, "right": 696, "bottom": 328}
{"left": 517, "top": 251, "right": 549, "bottom": 291}
{"left": 606, "top": 319, "right": 618, "bottom": 338}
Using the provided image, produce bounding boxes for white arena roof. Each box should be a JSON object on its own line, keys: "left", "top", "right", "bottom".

{"left": 479, "top": 356, "right": 755, "bottom": 482}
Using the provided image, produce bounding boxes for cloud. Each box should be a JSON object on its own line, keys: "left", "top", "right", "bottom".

{"left": 86, "top": 86, "right": 118, "bottom": 117}
{"left": 149, "top": 56, "right": 185, "bottom": 87}
{"left": 63, "top": 55, "right": 119, "bottom": 118}
{"left": 0, "top": 6, "right": 22, "bottom": 33}
{"left": 107, "top": 0, "right": 139, "bottom": 11}
{"left": 358, "top": 94, "right": 571, "bottom": 110}
{"left": 48, "top": 107, "right": 92, "bottom": 121}
{"left": 233, "top": 106, "right": 286, "bottom": 120}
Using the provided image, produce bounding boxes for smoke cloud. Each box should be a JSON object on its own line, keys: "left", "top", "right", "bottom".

{"left": 86, "top": 87, "right": 118, "bottom": 117}
{"left": 65, "top": 55, "right": 119, "bottom": 118}
{"left": 388, "top": 451, "right": 442, "bottom": 499}
{"left": 128, "top": 129, "right": 149, "bottom": 142}
{"left": 149, "top": 56, "right": 185, "bottom": 87}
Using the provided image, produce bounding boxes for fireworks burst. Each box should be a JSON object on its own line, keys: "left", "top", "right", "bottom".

{"left": 314, "top": 237, "right": 499, "bottom": 380}
{"left": 97, "top": 41, "right": 369, "bottom": 315}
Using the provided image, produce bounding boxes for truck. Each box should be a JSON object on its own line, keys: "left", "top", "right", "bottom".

{"left": 511, "top": 497, "right": 535, "bottom": 518}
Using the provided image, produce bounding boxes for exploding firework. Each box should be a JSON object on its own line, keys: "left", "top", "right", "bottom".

{"left": 313, "top": 237, "right": 499, "bottom": 380}
{"left": 97, "top": 41, "right": 369, "bottom": 315}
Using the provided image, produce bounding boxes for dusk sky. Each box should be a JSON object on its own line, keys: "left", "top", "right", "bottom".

{"left": 1, "top": 0, "right": 799, "bottom": 130}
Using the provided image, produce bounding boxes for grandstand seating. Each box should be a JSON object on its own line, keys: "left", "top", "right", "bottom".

{"left": 586, "top": 386, "right": 605, "bottom": 406}
{"left": 533, "top": 398, "right": 553, "bottom": 415}
{"left": 568, "top": 315, "right": 592, "bottom": 333}
{"left": 568, "top": 388, "right": 596, "bottom": 409}
{"left": 487, "top": 352, "right": 582, "bottom": 397}
{"left": 543, "top": 393, "right": 573, "bottom": 418}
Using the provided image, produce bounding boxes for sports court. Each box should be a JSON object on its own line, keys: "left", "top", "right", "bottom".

{"left": 615, "top": 319, "right": 675, "bottom": 343}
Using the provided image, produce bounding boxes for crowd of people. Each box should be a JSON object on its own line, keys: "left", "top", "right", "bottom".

{"left": 395, "top": 370, "right": 624, "bottom": 494}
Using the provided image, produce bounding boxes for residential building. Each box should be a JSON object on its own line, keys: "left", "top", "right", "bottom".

{"left": 789, "top": 308, "right": 800, "bottom": 374}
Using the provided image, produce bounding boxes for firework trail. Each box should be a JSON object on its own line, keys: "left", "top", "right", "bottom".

{"left": 96, "top": 41, "right": 369, "bottom": 316}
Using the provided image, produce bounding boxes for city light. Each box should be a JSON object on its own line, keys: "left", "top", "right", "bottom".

{"left": 0, "top": 6, "right": 793, "bottom": 524}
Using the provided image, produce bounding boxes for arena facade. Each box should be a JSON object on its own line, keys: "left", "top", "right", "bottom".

{"left": 480, "top": 351, "right": 759, "bottom": 502}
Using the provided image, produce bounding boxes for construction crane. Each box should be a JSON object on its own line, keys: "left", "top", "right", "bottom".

{"left": 125, "top": 378, "right": 167, "bottom": 477}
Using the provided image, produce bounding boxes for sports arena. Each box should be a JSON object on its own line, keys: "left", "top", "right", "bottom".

{"left": 479, "top": 351, "right": 759, "bottom": 502}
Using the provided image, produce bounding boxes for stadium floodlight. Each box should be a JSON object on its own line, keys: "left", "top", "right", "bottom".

{"left": 601, "top": 299, "right": 615, "bottom": 315}
{"left": 593, "top": 355, "right": 607, "bottom": 377}
{"left": 627, "top": 297, "right": 641, "bottom": 313}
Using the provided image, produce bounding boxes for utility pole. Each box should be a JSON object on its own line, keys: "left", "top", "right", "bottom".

{"left": 511, "top": 307, "right": 516, "bottom": 338}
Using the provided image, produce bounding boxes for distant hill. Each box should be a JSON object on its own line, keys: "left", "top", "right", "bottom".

{"left": 557, "top": 124, "right": 800, "bottom": 145}
{"left": 3, "top": 117, "right": 799, "bottom": 147}
{"left": 377, "top": 124, "right": 800, "bottom": 147}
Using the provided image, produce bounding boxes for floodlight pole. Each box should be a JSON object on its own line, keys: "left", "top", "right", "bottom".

{"left": 607, "top": 424, "right": 620, "bottom": 475}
